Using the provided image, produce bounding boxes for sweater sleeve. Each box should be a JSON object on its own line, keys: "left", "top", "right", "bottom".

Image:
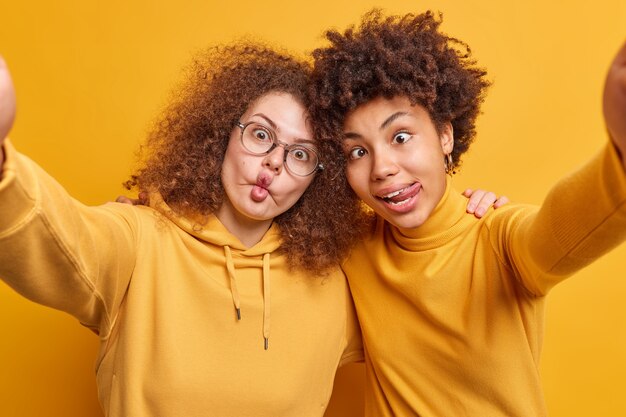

{"left": 0, "top": 140, "right": 139, "bottom": 337}
{"left": 494, "top": 142, "right": 626, "bottom": 296}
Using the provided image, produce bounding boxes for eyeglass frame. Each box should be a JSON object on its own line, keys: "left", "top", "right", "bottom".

{"left": 236, "top": 121, "right": 324, "bottom": 177}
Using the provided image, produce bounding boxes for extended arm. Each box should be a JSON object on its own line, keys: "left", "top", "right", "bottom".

{"left": 0, "top": 56, "right": 137, "bottom": 337}
{"left": 498, "top": 41, "right": 626, "bottom": 295}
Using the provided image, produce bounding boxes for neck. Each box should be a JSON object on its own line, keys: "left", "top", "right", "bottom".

{"left": 393, "top": 179, "right": 461, "bottom": 239}
{"left": 216, "top": 202, "right": 273, "bottom": 248}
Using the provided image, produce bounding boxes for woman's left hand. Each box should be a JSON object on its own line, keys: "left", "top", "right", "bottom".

{"left": 603, "top": 40, "right": 626, "bottom": 169}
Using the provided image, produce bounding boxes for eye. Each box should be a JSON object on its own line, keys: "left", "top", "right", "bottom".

{"left": 290, "top": 147, "right": 311, "bottom": 161}
{"left": 392, "top": 132, "right": 412, "bottom": 144}
{"left": 252, "top": 128, "right": 272, "bottom": 143}
{"left": 348, "top": 147, "right": 368, "bottom": 160}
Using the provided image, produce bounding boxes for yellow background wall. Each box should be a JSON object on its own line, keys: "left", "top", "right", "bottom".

{"left": 1, "top": 1, "right": 624, "bottom": 416}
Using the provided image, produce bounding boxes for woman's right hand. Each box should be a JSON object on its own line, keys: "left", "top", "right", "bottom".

{"left": 115, "top": 192, "right": 150, "bottom": 206}
{"left": 0, "top": 55, "right": 17, "bottom": 170}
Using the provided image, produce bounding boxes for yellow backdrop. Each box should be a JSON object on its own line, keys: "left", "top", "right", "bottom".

{"left": 1, "top": 1, "right": 624, "bottom": 416}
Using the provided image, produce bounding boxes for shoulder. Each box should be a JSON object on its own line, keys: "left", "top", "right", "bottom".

{"left": 481, "top": 203, "right": 538, "bottom": 233}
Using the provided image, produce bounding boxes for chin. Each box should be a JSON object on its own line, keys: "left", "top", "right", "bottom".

{"left": 392, "top": 218, "right": 427, "bottom": 230}
{"left": 382, "top": 209, "right": 429, "bottom": 230}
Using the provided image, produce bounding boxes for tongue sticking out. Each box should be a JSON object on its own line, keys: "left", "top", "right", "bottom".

{"left": 383, "top": 184, "right": 419, "bottom": 203}
{"left": 386, "top": 193, "right": 408, "bottom": 204}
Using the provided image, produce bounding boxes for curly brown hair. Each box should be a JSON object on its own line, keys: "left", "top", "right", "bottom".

{"left": 126, "top": 42, "right": 365, "bottom": 274}
{"left": 309, "top": 9, "right": 490, "bottom": 171}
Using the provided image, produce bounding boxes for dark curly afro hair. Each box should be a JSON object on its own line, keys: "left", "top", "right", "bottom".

{"left": 126, "top": 41, "right": 366, "bottom": 274}
{"left": 309, "top": 9, "right": 490, "bottom": 171}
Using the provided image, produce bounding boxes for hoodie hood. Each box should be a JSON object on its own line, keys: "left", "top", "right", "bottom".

{"left": 149, "top": 192, "right": 280, "bottom": 350}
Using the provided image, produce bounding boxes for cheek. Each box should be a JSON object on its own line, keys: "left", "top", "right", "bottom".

{"left": 277, "top": 176, "right": 314, "bottom": 204}
{"left": 346, "top": 167, "right": 369, "bottom": 199}
{"left": 424, "top": 169, "right": 448, "bottom": 210}
{"left": 406, "top": 148, "right": 444, "bottom": 183}
{"left": 221, "top": 142, "right": 237, "bottom": 171}
{"left": 223, "top": 149, "right": 253, "bottom": 179}
{"left": 220, "top": 153, "right": 236, "bottom": 182}
{"left": 295, "top": 177, "right": 315, "bottom": 198}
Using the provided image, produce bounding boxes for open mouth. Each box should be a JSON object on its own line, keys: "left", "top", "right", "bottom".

{"left": 382, "top": 188, "right": 410, "bottom": 205}
{"left": 378, "top": 183, "right": 420, "bottom": 206}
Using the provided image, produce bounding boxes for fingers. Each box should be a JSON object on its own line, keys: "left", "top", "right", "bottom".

{"left": 114, "top": 193, "right": 150, "bottom": 206}
{"left": 0, "top": 55, "right": 17, "bottom": 143}
{"left": 115, "top": 195, "right": 137, "bottom": 205}
{"left": 465, "top": 188, "right": 487, "bottom": 215}
{"left": 603, "top": 40, "right": 626, "bottom": 167}
{"left": 474, "top": 191, "right": 497, "bottom": 218}
{"left": 493, "top": 195, "right": 510, "bottom": 208}
{"left": 137, "top": 191, "right": 150, "bottom": 205}
{"left": 463, "top": 189, "right": 507, "bottom": 218}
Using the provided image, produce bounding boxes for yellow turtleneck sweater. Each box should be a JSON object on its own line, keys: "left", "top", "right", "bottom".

{"left": 344, "top": 143, "right": 626, "bottom": 417}
{"left": 0, "top": 141, "right": 363, "bottom": 417}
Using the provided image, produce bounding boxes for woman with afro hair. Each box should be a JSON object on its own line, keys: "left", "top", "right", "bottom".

{"left": 0, "top": 43, "right": 368, "bottom": 417}
{"left": 309, "top": 9, "right": 626, "bottom": 417}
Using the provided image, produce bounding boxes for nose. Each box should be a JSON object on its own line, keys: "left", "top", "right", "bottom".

{"left": 262, "top": 145, "right": 285, "bottom": 174}
{"left": 371, "top": 149, "right": 399, "bottom": 181}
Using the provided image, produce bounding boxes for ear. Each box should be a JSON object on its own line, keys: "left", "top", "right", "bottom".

{"left": 439, "top": 122, "right": 454, "bottom": 155}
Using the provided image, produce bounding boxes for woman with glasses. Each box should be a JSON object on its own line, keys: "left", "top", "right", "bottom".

{"left": 0, "top": 43, "right": 367, "bottom": 417}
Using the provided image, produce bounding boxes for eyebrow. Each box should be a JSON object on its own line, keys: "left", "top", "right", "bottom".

{"left": 250, "top": 113, "right": 315, "bottom": 145}
{"left": 250, "top": 113, "right": 278, "bottom": 130}
{"left": 343, "top": 111, "right": 411, "bottom": 139}
{"left": 293, "top": 138, "right": 317, "bottom": 146}
{"left": 381, "top": 111, "right": 410, "bottom": 130}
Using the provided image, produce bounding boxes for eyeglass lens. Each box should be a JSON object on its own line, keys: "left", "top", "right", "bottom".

{"left": 240, "top": 122, "right": 319, "bottom": 176}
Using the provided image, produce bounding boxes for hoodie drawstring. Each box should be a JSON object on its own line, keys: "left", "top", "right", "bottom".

{"left": 224, "top": 246, "right": 271, "bottom": 350}
{"left": 224, "top": 246, "right": 241, "bottom": 320}
{"left": 262, "top": 253, "right": 270, "bottom": 350}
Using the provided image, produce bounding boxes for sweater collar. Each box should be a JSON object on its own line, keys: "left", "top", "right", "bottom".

{"left": 148, "top": 191, "right": 282, "bottom": 255}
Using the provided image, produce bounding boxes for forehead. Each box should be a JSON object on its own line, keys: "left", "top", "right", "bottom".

{"left": 244, "top": 92, "right": 312, "bottom": 135}
{"left": 343, "top": 96, "right": 429, "bottom": 130}
{"left": 248, "top": 92, "right": 305, "bottom": 111}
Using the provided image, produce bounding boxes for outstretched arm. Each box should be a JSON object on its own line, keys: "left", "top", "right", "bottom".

{"left": 0, "top": 55, "right": 138, "bottom": 335}
{"left": 0, "top": 55, "right": 16, "bottom": 173}
{"left": 495, "top": 41, "right": 626, "bottom": 296}
{"left": 604, "top": 40, "right": 626, "bottom": 170}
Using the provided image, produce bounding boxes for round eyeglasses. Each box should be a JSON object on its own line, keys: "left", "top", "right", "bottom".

{"left": 236, "top": 121, "right": 324, "bottom": 177}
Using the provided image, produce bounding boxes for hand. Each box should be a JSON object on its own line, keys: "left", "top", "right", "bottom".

{"left": 603, "top": 40, "right": 626, "bottom": 169}
{"left": 0, "top": 55, "right": 17, "bottom": 169}
{"left": 463, "top": 188, "right": 509, "bottom": 218}
{"left": 115, "top": 192, "right": 149, "bottom": 206}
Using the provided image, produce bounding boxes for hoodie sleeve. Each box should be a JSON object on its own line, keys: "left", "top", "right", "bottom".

{"left": 0, "top": 140, "right": 138, "bottom": 338}
{"left": 491, "top": 142, "right": 626, "bottom": 296}
{"left": 339, "top": 280, "right": 364, "bottom": 366}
